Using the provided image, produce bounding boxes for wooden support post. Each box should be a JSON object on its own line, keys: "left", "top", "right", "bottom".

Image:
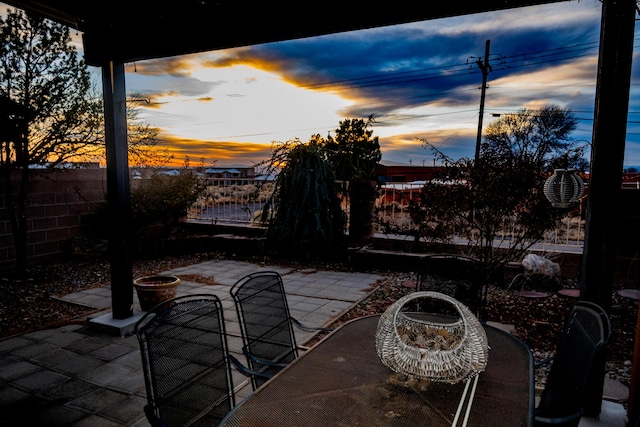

{"left": 580, "top": 0, "right": 636, "bottom": 418}
{"left": 102, "top": 61, "right": 134, "bottom": 320}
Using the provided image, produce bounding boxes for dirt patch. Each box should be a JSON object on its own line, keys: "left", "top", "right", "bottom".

{"left": 179, "top": 274, "right": 219, "bottom": 286}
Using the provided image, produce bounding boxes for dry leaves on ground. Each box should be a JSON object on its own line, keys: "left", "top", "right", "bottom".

{"left": 0, "top": 254, "right": 635, "bottom": 390}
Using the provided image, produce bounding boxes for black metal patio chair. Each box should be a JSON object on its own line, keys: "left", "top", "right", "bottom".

{"left": 534, "top": 300, "right": 612, "bottom": 427}
{"left": 135, "top": 294, "right": 236, "bottom": 427}
{"left": 230, "top": 271, "right": 333, "bottom": 390}
{"left": 416, "top": 254, "right": 488, "bottom": 321}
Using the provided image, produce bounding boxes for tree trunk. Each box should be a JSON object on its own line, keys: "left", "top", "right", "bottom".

{"left": 2, "top": 123, "right": 30, "bottom": 280}
{"left": 348, "top": 179, "right": 376, "bottom": 247}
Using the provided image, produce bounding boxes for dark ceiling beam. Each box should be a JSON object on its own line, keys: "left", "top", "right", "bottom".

{"left": 1, "top": 0, "right": 79, "bottom": 28}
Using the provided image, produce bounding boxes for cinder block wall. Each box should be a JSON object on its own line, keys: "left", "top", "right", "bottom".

{"left": 0, "top": 169, "right": 107, "bottom": 271}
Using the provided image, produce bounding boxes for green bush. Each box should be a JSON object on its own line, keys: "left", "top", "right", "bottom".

{"left": 130, "top": 171, "right": 205, "bottom": 237}
{"left": 262, "top": 140, "right": 346, "bottom": 259}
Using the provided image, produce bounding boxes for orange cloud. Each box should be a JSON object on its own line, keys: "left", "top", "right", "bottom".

{"left": 132, "top": 92, "right": 175, "bottom": 109}
{"left": 125, "top": 57, "right": 197, "bottom": 77}
{"left": 157, "top": 134, "right": 273, "bottom": 166}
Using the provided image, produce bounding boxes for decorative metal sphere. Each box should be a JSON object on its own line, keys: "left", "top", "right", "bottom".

{"left": 543, "top": 169, "right": 585, "bottom": 208}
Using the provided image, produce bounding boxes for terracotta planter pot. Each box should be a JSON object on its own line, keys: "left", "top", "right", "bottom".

{"left": 133, "top": 275, "right": 181, "bottom": 311}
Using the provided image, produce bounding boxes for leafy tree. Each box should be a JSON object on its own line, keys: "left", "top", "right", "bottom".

{"left": 88, "top": 93, "right": 172, "bottom": 167}
{"left": 409, "top": 105, "right": 584, "bottom": 277}
{"left": 0, "top": 10, "right": 99, "bottom": 278}
{"left": 324, "top": 115, "right": 381, "bottom": 182}
{"left": 0, "top": 10, "right": 166, "bottom": 278}
{"left": 261, "top": 137, "right": 345, "bottom": 259}
{"left": 259, "top": 117, "right": 381, "bottom": 254}
{"left": 481, "top": 105, "right": 584, "bottom": 171}
{"left": 324, "top": 116, "right": 381, "bottom": 246}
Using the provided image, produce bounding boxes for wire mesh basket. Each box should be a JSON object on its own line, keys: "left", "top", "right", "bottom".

{"left": 375, "top": 291, "right": 489, "bottom": 384}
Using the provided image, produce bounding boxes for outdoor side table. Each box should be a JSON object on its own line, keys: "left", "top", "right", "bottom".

{"left": 220, "top": 315, "right": 534, "bottom": 427}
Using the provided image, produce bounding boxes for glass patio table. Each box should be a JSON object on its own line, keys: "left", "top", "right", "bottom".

{"left": 220, "top": 314, "right": 534, "bottom": 427}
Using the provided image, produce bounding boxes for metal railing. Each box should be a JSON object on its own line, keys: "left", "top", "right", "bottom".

{"left": 188, "top": 179, "right": 585, "bottom": 247}
{"left": 187, "top": 178, "right": 273, "bottom": 225}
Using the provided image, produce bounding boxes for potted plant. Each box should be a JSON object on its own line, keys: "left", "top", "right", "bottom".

{"left": 133, "top": 275, "right": 181, "bottom": 311}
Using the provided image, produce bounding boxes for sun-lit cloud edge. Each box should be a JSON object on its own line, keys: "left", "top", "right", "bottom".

{"left": 83, "top": 0, "right": 640, "bottom": 170}
{"left": 156, "top": 133, "right": 275, "bottom": 167}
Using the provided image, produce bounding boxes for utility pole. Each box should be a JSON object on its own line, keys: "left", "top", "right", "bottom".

{"left": 475, "top": 40, "right": 491, "bottom": 164}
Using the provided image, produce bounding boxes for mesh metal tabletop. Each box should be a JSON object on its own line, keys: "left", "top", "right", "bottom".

{"left": 221, "top": 315, "right": 534, "bottom": 427}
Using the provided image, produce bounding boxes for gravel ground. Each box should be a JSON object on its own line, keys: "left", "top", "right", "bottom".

{"left": 0, "top": 252, "right": 635, "bottom": 395}
{"left": 0, "top": 253, "right": 213, "bottom": 339}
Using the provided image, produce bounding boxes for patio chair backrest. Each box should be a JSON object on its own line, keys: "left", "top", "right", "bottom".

{"left": 135, "top": 294, "right": 235, "bottom": 427}
{"left": 535, "top": 300, "right": 612, "bottom": 427}
{"left": 417, "top": 255, "right": 487, "bottom": 321}
{"left": 230, "top": 271, "right": 298, "bottom": 389}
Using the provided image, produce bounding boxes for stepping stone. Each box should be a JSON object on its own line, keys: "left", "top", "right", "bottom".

{"left": 617, "top": 289, "right": 640, "bottom": 300}
{"left": 558, "top": 289, "right": 580, "bottom": 298}
{"left": 513, "top": 290, "right": 549, "bottom": 298}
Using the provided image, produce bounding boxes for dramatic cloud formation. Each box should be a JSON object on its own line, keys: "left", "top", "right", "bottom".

{"left": 3, "top": 0, "right": 639, "bottom": 168}
{"left": 116, "top": 0, "right": 627, "bottom": 168}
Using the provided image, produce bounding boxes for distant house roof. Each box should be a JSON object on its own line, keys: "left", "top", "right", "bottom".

{"left": 205, "top": 168, "right": 242, "bottom": 174}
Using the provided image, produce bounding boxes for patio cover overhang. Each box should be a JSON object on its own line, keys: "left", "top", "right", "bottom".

{"left": 3, "top": 0, "right": 572, "bottom": 66}
{"left": 3, "top": 0, "right": 638, "bottom": 420}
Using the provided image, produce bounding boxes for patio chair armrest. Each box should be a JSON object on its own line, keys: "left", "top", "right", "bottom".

{"left": 228, "top": 353, "right": 273, "bottom": 379}
{"left": 291, "top": 317, "right": 334, "bottom": 332}
{"left": 534, "top": 408, "right": 584, "bottom": 425}
{"left": 243, "top": 347, "right": 288, "bottom": 368}
{"left": 144, "top": 404, "right": 168, "bottom": 427}
{"left": 534, "top": 355, "right": 555, "bottom": 368}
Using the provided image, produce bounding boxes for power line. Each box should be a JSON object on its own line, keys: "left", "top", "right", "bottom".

{"left": 142, "top": 38, "right": 632, "bottom": 140}
{"left": 296, "top": 40, "right": 601, "bottom": 93}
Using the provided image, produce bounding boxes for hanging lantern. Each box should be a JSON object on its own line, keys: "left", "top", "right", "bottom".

{"left": 544, "top": 169, "right": 585, "bottom": 208}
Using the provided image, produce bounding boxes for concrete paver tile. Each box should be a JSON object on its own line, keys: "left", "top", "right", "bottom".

{"left": 288, "top": 300, "right": 324, "bottom": 313}
{"left": 66, "top": 337, "right": 114, "bottom": 354}
{"left": 0, "top": 394, "right": 53, "bottom": 423}
{"left": 70, "top": 414, "right": 125, "bottom": 427}
{"left": 22, "top": 329, "right": 57, "bottom": 340}
{"left": 38, "top": 378, "right": 97, "bottom": 401}
{"left": 0, "top": 383, "right": 31, "bottom": 406}
{"left": 0, "top": 336, "right": 33, "bottom": 354}
{"left": 0, "top": 359, "right": 42, "bottom": 381}
{"left": 53, "top": 354, "right": 104, "bottom": 375}
{"left": 224, "top": 321, "right": 242, "bottom": 336}
{"left": 13, "top": 369, "right": 69, "bottom": 392}
{"left": 99, "top": 394, "right": 148, "bottom": 425}
{"left": 79, "top": 363, "right": 132, "bottom": 386}
{"left": 33, "top": 402, "right": 88, "bottom": 426}
{"left": 106, "top": 369, "right": 145, "bottom": 394}
{"left": 32, "top": 348, "right": 80, "bottom": 368}
{"left": 43, "top": 330, "right": 89, "bottom": 347}
{"left": 112, "top": 350, "right": 142, "bottom": 370}
{"left": 66, "top": 387, "right": 128, "bottom": 413}
{"left": 90, "top": 344, "right": 137, "bottom": 361}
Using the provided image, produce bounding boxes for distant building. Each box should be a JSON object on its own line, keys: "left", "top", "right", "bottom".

{"left": 202, "top": 166, "right": 259, "bottom": 185}
{"left": 376, "top": 163, "right": 444, "bottom": 183}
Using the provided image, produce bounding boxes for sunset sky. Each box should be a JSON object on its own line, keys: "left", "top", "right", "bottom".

{"left": 3, "top": 1, "right": 640, "bottom": 169}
